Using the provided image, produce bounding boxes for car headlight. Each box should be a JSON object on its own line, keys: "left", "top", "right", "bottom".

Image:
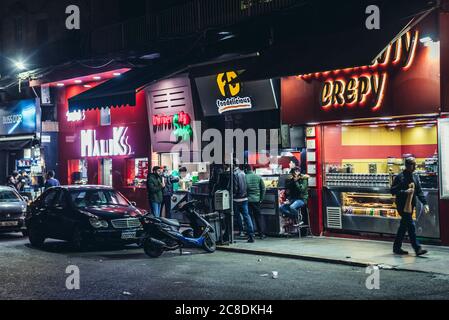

{"left": 89, "top": 217, "right": 109, "bottom": 229}
{"left": 22, "top": 206, "right": 27, "bottom": 213}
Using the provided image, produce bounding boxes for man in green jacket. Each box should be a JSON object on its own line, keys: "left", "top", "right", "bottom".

{"left": 245, "top": 165, "right": 267, "bottom": 239}
{"left": 280, "top": 168, "right": 308, "bottom": 223}
{"left": 146, "top": 166, "right": 165, "bottom": 217}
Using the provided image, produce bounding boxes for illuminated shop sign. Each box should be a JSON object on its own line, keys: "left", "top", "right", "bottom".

{"left": 298, "top": 30, "right": 419, "bottom": 111}
{"left": 216, "top": 71, "right": 253, "bottom": 114}
{"left": 0, "top": 99, "right": 37, "bottom": 136}
{"left": 67, "top": 110, "right": 86, "bottom": 122}
{"left": 80, "top": 126, "right": 132, "bottom": 157}
{"left": 152, "top": 111, "right": 193, "bottom": 141}
{"left": 195, "top": 71, "right": 278, "bottom": 117}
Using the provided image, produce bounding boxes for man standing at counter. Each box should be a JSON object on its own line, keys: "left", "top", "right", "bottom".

{"left": 245, "top": 165, "right": 266, "bottom": 239}
{"left": 146, "top": 166, "right": 165, "bottom": 217}
{"left": 391, "top": 157, "right": 430, "bottom": 256}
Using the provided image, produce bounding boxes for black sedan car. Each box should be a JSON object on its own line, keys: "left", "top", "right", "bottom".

{"left": 26, "top": 185, "right": 146, "bottom": 250}
{"left": 0, "top": 186, "right": 28, "bottom": 236}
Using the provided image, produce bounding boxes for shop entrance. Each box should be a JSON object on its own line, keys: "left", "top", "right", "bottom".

{"left": 99, "top": 158, "right": 113, "bottom": 187}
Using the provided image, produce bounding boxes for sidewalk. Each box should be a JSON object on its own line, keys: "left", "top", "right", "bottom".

{"left": 217, "top": 236, "right": 449, "bottom": 275}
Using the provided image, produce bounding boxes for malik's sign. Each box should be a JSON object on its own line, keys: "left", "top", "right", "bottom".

{"left": 299, "top": 30, "right": 420, "bottom": 111}
{"left": 80, "top": 126, "right": 132, "bottom": 158}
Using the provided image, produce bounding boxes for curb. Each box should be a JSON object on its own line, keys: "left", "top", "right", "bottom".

{"left": 217, "top": 245, "right": 373, "bottom": 268}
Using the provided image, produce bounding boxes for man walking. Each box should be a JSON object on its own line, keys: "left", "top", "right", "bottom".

{"left": 146, "top": 166, "right": 165, "bottom": 217}
{"left": 233, "top": 165, "right": 255, "bottom": 243}
{"left": 391, "top": 157, "right": 430, "bottom": 256}
{"left": 245, "top": 165, "right": 266, "bottom": 239}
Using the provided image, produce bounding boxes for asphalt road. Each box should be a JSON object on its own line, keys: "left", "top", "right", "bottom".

{"left": 1, "top": 233, "right": 449, "bottom": 300}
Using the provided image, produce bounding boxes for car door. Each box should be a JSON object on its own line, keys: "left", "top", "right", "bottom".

{"left": 45, "top": 189, "right": 70, "bottom": 239}
{"left": 32, "top": 189, "right": 58, "bottom": 236}
{"left": 52, "top": 190, "right": 77, "bottom": 240}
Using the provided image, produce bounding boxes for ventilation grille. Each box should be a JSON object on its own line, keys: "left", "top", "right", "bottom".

{"left": 326, "top": 207, "right": 342, "bottom": 229}
{"left": 150, "top": 87, "right": 188, "bottom": 111}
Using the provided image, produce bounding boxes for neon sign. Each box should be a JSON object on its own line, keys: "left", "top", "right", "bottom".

{"left": 152, "top": 111, "right": 193, "bottom": 141}
{"left": 80, "top": 126, "right": 132, "bottom": 157}
{"left": 298, "top": 30, "right": 420, "bottom": 111}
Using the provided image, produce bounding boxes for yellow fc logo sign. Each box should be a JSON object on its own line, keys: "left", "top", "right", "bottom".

{"left": 217, "top": 71, "right": 240, "bottom": 97}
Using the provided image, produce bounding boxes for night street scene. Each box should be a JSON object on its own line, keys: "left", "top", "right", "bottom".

{"left": 1, "top": 0, "right": 449, "bottom": 312}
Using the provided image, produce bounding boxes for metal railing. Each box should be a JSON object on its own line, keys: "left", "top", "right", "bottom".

{"left": 90, "top": 0, "right": 299, "bottom": 55}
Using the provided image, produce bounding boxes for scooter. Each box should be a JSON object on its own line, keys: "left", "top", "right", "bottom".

{"left": 140, "top": 200, "right": 217, "bottom": 258}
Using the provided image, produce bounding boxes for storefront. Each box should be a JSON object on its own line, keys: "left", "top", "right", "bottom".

{"left": 195, "top": 70, "right": 304, "bottom": 235}
{"left": 145, "top": 75, "right": 206, "bottom": 214}
{"left": 54, "top": 70, "right": 151, "bottom": 209}
{"left": 281, "top": 12, "right": 449, "bottom": 243}
{"left": 0, "top": 99, "right": 46, "bottom": 199}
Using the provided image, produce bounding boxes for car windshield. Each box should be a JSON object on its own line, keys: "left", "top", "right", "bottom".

{"left": 0, "top": 190, "right": 21, "bottom": 203}
{"left": 70, "top": 190, "right": 129, "bottom": 208}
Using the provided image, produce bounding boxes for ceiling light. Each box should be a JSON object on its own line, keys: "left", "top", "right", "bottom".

{"left": 84, "top": 84, "right": 92, "bottom": 88}
{"left": 93, "top": 76, "right": 101, "bottom": 80}
{"left": 113, "top": 73, "right": 121, "bottom": 76}
{"left": 56, "top": 83, "right": 65, "bottom": 87}
{"left": 74, "top": 80, "right": 82, "bottom": 84}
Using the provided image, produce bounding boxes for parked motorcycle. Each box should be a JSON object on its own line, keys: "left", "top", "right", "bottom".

{"left": 140, "top": 200, "right": 217, "bottom": 258}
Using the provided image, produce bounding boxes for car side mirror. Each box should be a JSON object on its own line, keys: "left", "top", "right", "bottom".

{"left": 130, "top": 201, "right": 137, "bottom": 207}
{"left": 22, "top": 196, "right": 29, "bottom": 202}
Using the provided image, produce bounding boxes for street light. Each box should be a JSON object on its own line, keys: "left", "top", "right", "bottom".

{"left": 13, "top": 60, "right": 26, "bottom": 70}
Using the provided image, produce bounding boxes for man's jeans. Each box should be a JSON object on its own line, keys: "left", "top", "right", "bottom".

{"left": 280, "top": 199, "right": 305, "bottom": 218}
{"left": 234, "top": 201, "right": 255, "bottom": 237}
{"left": 150, "top": 202, "right": 162, "bottom": 218}
{"left": 394, "top": 212, "right": 421, "bottom": 252}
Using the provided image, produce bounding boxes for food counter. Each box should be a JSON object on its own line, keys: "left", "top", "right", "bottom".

{"left": 323, "top": 172, "right": 440, "bottom": 239}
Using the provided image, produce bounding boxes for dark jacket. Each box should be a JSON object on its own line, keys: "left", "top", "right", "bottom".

{"left": 146, "top": 173, "right": 163, "bottom": 203}
{"left": 245, "top": 170, "right": 266, "bottom": 203}
{"left": 391, "top": 171, "right": 427, "bottom": 213}
{"left": 233, "top": 169, "right": 248, "bottom": 201}
{"left": 285, "top": 176, "right": 308, "bottom": 202}
{"left": 162, "top": 174, "right": 179, "bottom": 196}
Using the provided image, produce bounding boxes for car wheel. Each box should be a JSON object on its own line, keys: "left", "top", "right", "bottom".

{"left": 70, "top": 227, "right": 88, "bottom": 251}
{"left": 28, "top": 226, "right": 45, "bottom": 248}
{"left": 203, "top": 231, "right": 216, "bottom": 253}
{"left": 143, "top": 239, "right": 163, "bottom": 258}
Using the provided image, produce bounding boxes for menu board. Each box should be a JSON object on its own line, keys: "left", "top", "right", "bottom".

{"left": 439, "top": 119, "right": 449, "bottom": 199}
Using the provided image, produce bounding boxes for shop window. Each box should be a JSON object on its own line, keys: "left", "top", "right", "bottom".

{"left": 160, "top": 153, "right": 180, "bottom": 171}
{"left": 99, "top": 159, "right": 113, "bottom": 187}
{"left": 100, "top": 108, "right": 111, "bottom": 126}
{"left": 126, "top": 158, "right": 148, "bottom": 187}
{"left": 322, "top": 121, "right": 439, "bottom": 223}
{"left": 68, "top": 159, "right": 88, "bottom": 185}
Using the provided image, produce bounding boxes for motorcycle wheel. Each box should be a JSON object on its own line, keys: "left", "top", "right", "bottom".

{"left": 143, "top": 239, "right": 164, "bottom": 258}
{"left": 203, "top": 231, "right": 216, "bottom": 253}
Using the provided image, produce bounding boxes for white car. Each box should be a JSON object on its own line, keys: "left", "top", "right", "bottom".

{"left": 0, "top": 186, "right": 28, "bottom": 236}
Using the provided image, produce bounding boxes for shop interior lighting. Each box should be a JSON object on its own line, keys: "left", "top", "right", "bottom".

{"left": 93, "top": 76, "right": 102, "bottom": 80}
{"left": 113, "top": 73, "right": 121, "bottom": 76}
{"left": 419, "top": 36, "right": 433, "bottom": 46}
{"left": 74, "top": 80, "right": 82, "bottom": 84}
{"left": 56, "top": 83, "right": 65, "bottom": 87}
{"left": 84, "top": 84, "right": 92, "bottom": 88}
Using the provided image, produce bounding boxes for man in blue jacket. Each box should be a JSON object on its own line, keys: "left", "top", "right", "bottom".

{"left": 391, "top": 157, "right": 430, "bottom": 256}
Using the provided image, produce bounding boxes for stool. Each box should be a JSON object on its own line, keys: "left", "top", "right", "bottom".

{"left": 296, "top": 205, "right": 312, "bottom": 238}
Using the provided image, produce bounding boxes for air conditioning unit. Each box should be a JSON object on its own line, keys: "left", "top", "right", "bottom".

{"left": 214, "top": 190, "right": 230, "bottom": 211}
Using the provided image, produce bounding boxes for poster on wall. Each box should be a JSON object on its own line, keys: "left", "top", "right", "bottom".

{"left": 439, "top": 119, "right": 449, "bottom": 199}
{"left": 0, "top": 99, "right": 39, "bottom": 136}
{"left": 195, "top": 70, "right": 278, "bottom": 117}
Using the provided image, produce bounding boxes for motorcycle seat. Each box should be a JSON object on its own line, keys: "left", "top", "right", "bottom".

{"left": 159, "top": 217, "right": 180, "bottom": 228}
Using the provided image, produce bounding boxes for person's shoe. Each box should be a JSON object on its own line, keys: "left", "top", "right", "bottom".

{"left": 238, "top": 232, "right": 245, "bottom": 237}
{"left": 247, "top": 237, "right": 255, "bottom": 243}
{"left": 393, "top": 249, "right": 409, "bottom": 255}
{"left": 416, "top": 248, "right": 428, "bottom": 256}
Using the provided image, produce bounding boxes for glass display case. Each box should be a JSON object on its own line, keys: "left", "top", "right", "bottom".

{"left": 341, "top": 192, "right": 409, "bottom": 219}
